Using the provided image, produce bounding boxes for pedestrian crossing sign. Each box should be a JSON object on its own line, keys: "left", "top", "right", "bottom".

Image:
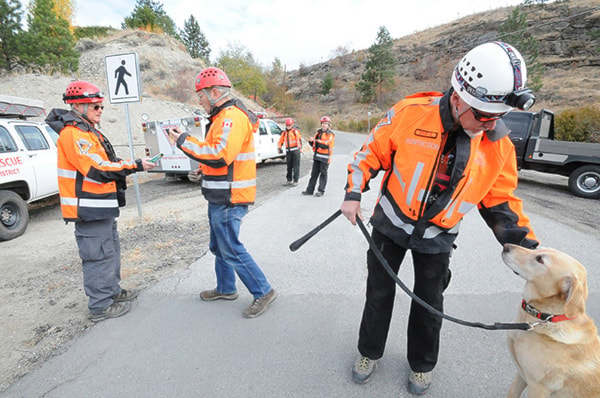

{"left": 104, "top": 52, "right": 141, "bottom": 104}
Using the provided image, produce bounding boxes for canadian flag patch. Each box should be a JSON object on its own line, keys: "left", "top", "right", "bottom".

{"left": 223, "top": 120, "right": 233, "bottom": 129}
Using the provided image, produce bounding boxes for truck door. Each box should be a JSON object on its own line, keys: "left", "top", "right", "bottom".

{"left": 255, "top": 121, "right": 271, "bottom": 162}
{"left": 13, "top": 123, "right": 58, "bottom": 198}
{"left": 502, "top": 112, "right": 533, "bottom": 169}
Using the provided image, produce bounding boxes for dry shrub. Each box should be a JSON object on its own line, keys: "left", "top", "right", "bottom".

{"left": 555, "top": 106, "right": 600, "bottom": 142}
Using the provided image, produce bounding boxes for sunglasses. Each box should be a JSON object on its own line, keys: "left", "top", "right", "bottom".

{"left": 93, "top": 105, "right": 104, "bottom": 111}
{"left": 470, "top": 107, "right": 505, "bottom": 122}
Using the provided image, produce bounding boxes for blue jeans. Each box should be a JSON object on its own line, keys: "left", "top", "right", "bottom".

{"left": 208, "top": 203, "right": 272, "bottom": 298}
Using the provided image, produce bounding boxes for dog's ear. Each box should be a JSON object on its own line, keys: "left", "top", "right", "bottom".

{"left": 563, "top": 275, "right": 587, "bottom": 318}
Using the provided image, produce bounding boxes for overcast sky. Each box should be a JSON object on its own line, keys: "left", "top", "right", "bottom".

{"left": 27, "top": 0, "right": 525, "bottom": 70}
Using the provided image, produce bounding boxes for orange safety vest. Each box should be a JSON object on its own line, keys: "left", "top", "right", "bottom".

{"left": 278, "top": 128, "right": 302, "bottom": 152}
{"left": 311, "top": 129, "right": 335, "bottom": 163}
{"left": 177, "top": 101, "right": 257, "bottom": 205}
{"left": 56, "top": 113, "right": 141, "bottom": 222}
{"left": 345, "top": 91, "right": 538, "bottom": 253}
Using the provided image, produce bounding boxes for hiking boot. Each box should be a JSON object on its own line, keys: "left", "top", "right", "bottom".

{"left": 200, "top": 289, "right": 239, "bottom": 301}
{"left": 301, "top": 190, "right": 313, "bottom": 196}
{"left": 243, "top": 289, "right": 277, "bottom": 318}
{"left": 283, "top": 181, "right": 293, "bottom": 186}
{"left": 352, "top": 355, "right": 378, "bottom": 383}
{"left": 315, "top": 191, "right": 324, "bottom": 197}
{"left": 89, "top": 301, "right": 131, "bottom": 323}
{"left": 408, "top": 371, "right": 432, "bottom": 395}
{"left": 112, "top": 288, "right": 139, "bottom": 302}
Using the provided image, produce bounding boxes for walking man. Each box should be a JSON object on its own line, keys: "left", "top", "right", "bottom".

{"left": 168, "top": 67, "right": 277, "bottom": 318}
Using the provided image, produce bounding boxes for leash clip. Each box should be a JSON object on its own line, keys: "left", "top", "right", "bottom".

{"left": 527, "top": 320, "right": 548, "bottom": 330}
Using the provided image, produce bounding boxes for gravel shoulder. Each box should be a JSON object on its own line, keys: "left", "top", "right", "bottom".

{"left": 0, "top": 158, "right": 304, "bottom": 393}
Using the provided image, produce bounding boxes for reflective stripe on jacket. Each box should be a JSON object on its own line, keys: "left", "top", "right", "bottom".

{"left": 57, "top": 114, "right": 142, "bottom": 222}
{"left": 345, "top": 91, "right": 538, "bottom": 253}
{"left": 311, "top": 129, "right": 334, "bottom": 163}
{"left": 278, "top": 128, "right": 302, "bottom": 152}
{"left": 177, "top": 103, "right": 256, "bottom": 205}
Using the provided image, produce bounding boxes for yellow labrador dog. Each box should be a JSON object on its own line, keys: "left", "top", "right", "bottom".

{"left": 502, "top": 243, "right": 600, "bottom": 397}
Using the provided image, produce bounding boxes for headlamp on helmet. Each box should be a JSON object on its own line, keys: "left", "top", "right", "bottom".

{"left": 504, "top": 88, "right": 536, "bottom": 111}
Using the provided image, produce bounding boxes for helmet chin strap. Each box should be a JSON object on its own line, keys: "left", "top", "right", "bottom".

{"left": 72, "top": 104, "right": 95, "bottom": 126}
{"left": 204, "top": 87, "right": 230, "bottom": 109}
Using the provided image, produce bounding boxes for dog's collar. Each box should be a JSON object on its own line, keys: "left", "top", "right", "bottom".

{"left": 521, "top": 299, "right": 577, "bottom": 323}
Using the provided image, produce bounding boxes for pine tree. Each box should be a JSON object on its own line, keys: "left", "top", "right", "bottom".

{"left": 181, "top": 14, "right": 210, "bottom": 63}
{"left": 498, "top": 7, "right": 543, "bottom": 91}
{"left": 321, "top": 73, "right": 333, "bottom": 95}
{"left": 123, "top": 0, "right": 179, "bottom": 39}
{"left": 356, "top": 26, "right": 397, "bottom": 106}
{"left": 0, "top": 0, "right": 24, "bottom": 71}
{"left": 20, "top": 0, "right": 79, "bottom": 73}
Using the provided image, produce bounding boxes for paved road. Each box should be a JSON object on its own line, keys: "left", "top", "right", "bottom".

{"left": 3, "top": 132, "right": 599, "bottom": 398}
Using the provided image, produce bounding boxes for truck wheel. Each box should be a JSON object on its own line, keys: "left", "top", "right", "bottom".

{"left": 568, "top": 165, "right": 600, "bottom": 199}
{"left": 0, "top": 191, "right": 30, "bottom": 241}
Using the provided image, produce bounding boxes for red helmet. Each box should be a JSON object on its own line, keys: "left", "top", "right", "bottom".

{"left": 63, "top": 81, "right": 104, "bottom": 104}
{"left": 320, "top": 116, "right": 331, "bottom": 124}
{"left": 285, "top": 118, "right": 294, "bottom": 126}
{"left": 195, "top": 67, "right": 232, "bottom": 91}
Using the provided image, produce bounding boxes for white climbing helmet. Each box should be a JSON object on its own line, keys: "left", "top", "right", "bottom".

{"left": 451, "top": 41, "right": 535, "bottom": 114}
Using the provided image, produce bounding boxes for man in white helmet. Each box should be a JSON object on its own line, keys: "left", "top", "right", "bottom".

{"left": 341, "top": 42, "right": 539, "bottom": 395}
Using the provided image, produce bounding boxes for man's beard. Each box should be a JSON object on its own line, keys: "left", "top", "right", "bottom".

{"left": 464, "top": 129, "right": 483, "bottom": 139}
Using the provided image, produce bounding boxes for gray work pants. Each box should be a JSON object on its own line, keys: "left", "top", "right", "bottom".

{"left": 75, "top": 218, "right": 121, "bottom": 313}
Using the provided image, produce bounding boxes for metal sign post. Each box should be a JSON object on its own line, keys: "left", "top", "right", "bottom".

{"left": 104, "top": 52, "right": 143, "bottom": 219}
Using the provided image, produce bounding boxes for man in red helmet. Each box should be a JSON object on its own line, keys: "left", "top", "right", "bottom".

{"left": 168, "top": 67, "right": 277, "bottom": 319}
{"left": 302, "top": 116, "right": 335, "bottom": 197}
{"left": 278, "top": 117, "right": 302, "bottom": 186}
{"left": 49, "top": 80, "right": 156, "bottom": 322}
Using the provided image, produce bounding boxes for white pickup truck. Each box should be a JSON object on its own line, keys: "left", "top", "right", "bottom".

{"left": 141, "top": 113, "right": 285, "bottom": 180}
{"left": 0, "top": 96, "right": 59, "bottom": 241}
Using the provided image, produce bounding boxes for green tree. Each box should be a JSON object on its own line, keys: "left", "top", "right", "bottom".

{"left": 181, "top": 14, "right": 210, "bottom": 62}
{"left": 20, "top": 0, "right": 79, "bottom": 73}
{"left": 0, "top": 0, "right": 24, "bottom": 71}
{"left": 122, "top": 0, "right": 179, "bottom": 39}
{"left": 321, "top": 73, "right": 333, "bottom": 95}
{"left": 261, "top": 58, "right": 294, "bottom": 114}
{"left": 269, "top": 57, "right": 284, "bottom": 79}
{"left": 216, "top": 43, "right": 266, "bottom": 100}
{"left": 498, "top": 7, "right": 543, "bottom": 91}
{"left": 355, "top": 26, "right": 397, "bottom": 106}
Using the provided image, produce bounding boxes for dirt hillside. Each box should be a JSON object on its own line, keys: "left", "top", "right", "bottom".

{"left": 287, "top": 0, "right": 600, "bottom": 121}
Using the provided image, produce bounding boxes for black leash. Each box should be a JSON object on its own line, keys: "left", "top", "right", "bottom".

{"left": 355, "top": 218, "right": 531, "bottom": 331}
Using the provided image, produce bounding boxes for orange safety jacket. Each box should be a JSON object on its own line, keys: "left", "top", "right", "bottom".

{"left": 56, "top": 112, "right": 142, "bottom": 222}
{"left": 345, "top": 91, "right": 538, "bottom": 254}
{"left": 310, "top": 129, "right": 335, "bottom": 163}
{"left": 278, "top": 128, "right": 302, "bottom": 152}
{"left": 176, "top": 100, "right": 257, "bottom": 206}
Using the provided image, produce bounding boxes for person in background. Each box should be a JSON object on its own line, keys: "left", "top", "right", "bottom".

{"left": 278, "top": 117, "right": 302, "bottom": 186}
{"left": 51, "top": 80, "right": 156, "bottom": 322}
{"left": 168, "top": 67, "right": 277, "bottom": 319}
{"left": 302, "top": 116, "right": 335, "bottom": 197}
{"left": 340, "top": 42, "right": 539, "bottom": 395}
